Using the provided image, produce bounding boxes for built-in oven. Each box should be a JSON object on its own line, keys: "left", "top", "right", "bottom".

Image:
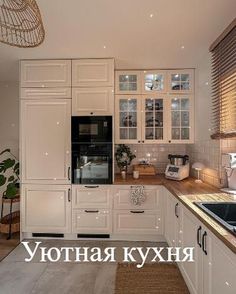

{"left": 72, "top": 116, "right": 113, "bottom": 184}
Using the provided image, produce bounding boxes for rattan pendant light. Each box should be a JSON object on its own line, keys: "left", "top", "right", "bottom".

{"left": 0, "top": 0, "right": 45, "bottom": 48}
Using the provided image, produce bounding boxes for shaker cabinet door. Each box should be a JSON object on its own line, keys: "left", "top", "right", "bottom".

{"left": 20, "top": 60, "right": 71, "bottom": 88}
{"left": 21, "top": 184, "right": 71, "bottom": 233}
{"left": 21, "top": 99, "right": 71, "bottom": 184}
{"left": 72, "top": 87, "right": 114, "bottom": 116}
{"left": 72, "top": 59, "right": 114, "bottom": 87}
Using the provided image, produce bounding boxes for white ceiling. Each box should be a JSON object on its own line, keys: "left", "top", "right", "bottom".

{"left": 0, "top": 0, "right": 235, "bottom": 81}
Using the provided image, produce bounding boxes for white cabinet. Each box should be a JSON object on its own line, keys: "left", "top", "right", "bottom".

{"left": 72, "top": 185, "right": 112, "bottom": 234}
{"left": 180, "top": 207, "right": 202, "bottom": 294}
{"left": 168, "top": 69, "right": 194, "bottom": 93}
{"left": 113, "top": 210, "right": 162, "bottom": 235}
{"left": 21, "top": 99, "right": 71, "bottom": 184}
{"left": 20, "top": 60, "right": 71, "bottom": 88}
{"left": 72, "top": 87, "right": 114, "bottom": 116}
{"left": 115, "top": 69, "right": 194, "bottom": 144}
{"left": 169, "top": 95, "right": 194, "bottom": 143}
{"left": 72, "top": 59, "right": 114, "bottom": 87}
{"left": 164, "top": 189, "right": 182, "bottom": 247}
{"left": 72, "top": 185, "right": 112, "bottom": 209}
{"left": 113, "top": 185, "right": 163, "bottom": 237}
{"left": 205, "top": 233, "right": 236, "bottom": 294}
{"left": 141, "top": 70, "right": 167, "bottom": 93}
{"left": 115, "top": 95, "right": 142, "bottom": 143}
{"left": 73, "top": 209, "right": 111, "bottom": 234}
{"left": 21, "top": 184, "right": 71, "bottom": 233}
{"left": 178, "top": 204, "right": 236, "bottom": 294}
{"left": 20, "top": 88, "right": 71, "bottom": 100}
{"left": 115, "top": 71, "right": 142, "bottom": 94}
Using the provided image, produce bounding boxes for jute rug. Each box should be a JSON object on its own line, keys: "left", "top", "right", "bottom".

{"left": 115, "top": 263, "right": 190, "bottom": 294}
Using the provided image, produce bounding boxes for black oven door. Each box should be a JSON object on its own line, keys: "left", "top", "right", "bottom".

{"left": 72, "top": 116, "right": 112, "bottom": 143}
{"left": 72, "top": 143, "right": 112, "bottom": 184}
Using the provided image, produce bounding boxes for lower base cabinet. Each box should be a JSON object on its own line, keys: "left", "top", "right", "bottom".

{"left": 72, "top": 209, "right": 111, "bottom": 234}
{"left": 168, "top": 198, "right": 236, "bottom": 294}
{"left": 113, "top": 210, "right": 162, "bottom": 235}
{"left": 21, "top": 184, "right": 72, "bottom": 234}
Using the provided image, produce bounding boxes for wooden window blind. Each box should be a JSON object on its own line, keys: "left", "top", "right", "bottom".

{"left": 210, "top": 18, "right": 236, "bottom": 139}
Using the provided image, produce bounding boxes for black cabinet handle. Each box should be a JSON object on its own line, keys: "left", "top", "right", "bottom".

{"left": 169, "top": 140, "right": 171, "bottom": 143}
{"left": 68, "top": 167, "right": 71, "bottom": 181}
{"left": 142, "top": 140, "right": 145, "bottom": 143}
{"left": 85, "top": 210, "right": 99, "bottom": 213}
{"left": 130, "top": 210, "right": 144, "bottom": 214}
{"left": 175, "top": 203, "right": 179, "bottom": 218}
{"left": 197, "top": 226, "right": 202, "bottom": 247}
{"left": 68, "top": 188, "right": 71, "bottom": 202}
{"left": 138, "top": 140, "right": 141, "bottom": 143}
{"left": 202, "top": 231, "right": 207, "bottom": 255}
{"left": 84, "top": 185, "right": 99, "bottom": 188}
{"left": 90, "top": 112, "right": 94, "bottom": 115}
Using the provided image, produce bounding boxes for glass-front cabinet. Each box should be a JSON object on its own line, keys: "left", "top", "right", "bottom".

{"left": 115, "top": 69, "right": 194, "bottom": 144}
{"left": 170, "top": 96, "right": 193, "bottom": 142}
{"left": 169, "top": 70, "right": 193, "bottom": 93}
{"left": 115, "top": 71, "right": 141, "bottom": 94}
{"left": 142, "top": 97, "right": 167, "bottom": 143}
{"left": 142, "top": 71, "right": 167, "bottom": 93}
{"left": 115, "top": 96, "right": 142, "bottom": 143}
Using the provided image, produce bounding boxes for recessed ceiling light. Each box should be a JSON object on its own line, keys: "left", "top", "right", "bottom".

{"left": 150, "top": 14, "right": 154, "bottom": 18}
{"left": 103, "top": 45, "right": 106, "bottom": 49}
{"left": 205, "top": 82, "right": 209, "bottom": 85}
{"left": 181, "top": 45, "right": 185, "bottom": 49}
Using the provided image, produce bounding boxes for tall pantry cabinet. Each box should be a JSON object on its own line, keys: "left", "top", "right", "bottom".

{"left": 20, "top": 60, "right": 72, "bottom": 235}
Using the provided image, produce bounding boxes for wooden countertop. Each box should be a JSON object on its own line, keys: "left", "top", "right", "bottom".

{"left": 114, "top": 175, "right": 236, "bottom": 253}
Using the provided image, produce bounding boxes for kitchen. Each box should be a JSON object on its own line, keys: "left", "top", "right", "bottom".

{"left": 0, "top": 1, "right": 236, "bottom": 294}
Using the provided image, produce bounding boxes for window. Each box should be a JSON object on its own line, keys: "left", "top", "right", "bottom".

{"left": 210, "top": 18, "right": 236, "bottom": 139}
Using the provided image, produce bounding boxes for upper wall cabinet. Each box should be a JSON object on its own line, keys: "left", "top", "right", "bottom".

{"left": 168, "top": 69, "right": 194, "bottom": 93}
{"left": 72, "top": 87, "right": 114, "bottom": 116}
{"left": 20, "top": 60, "right": 72, "bottom": 88}
{"left": 115, "top": 71, "right": 142, "bottom": 94}
{"left": 72, "top": 59, "right": 114, "bottom": 87}
{"left": 141, "top": 70, "right": 167, "bottom": 94}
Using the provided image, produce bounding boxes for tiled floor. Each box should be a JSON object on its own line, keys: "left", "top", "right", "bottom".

{"left": 0, "top": 240, "right": 168, "bottom": 294}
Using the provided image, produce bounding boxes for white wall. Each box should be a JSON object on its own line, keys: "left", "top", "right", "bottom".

{"left": 0, "top": 81, "right": 19, "bottom": 216}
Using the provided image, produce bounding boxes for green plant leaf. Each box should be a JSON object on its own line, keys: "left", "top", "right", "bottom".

{"left": 8, "top": 176, "right": 15, "bottom": 182}
{"left": 14, "top": 162, "right": 19, "bottom": 172}
{"left": 1, "top": 158, "right": 15, "bottom": 172}
{"left": 0, "top": 174, "right": 6, "bottom": 186}
{"left": 0, "top": 149, "right": 10, "bottom": 156}
{"left": 4, "top": 183, "right": 17, "bottom": 199}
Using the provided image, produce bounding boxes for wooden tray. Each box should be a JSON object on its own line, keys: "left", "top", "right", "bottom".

{"left": 133, "top": 164, "right": 156, "bottom": 175}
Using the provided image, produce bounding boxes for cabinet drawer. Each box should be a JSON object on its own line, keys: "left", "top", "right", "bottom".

{"left": 113, "top": 210, "right": 162, "bottom": 235}
{"left": 72, "top": 186, "right": 112, "bottom": 209}
{"left": 72, "top": 209, "right": 111, "bottom": 233}
{"left": 113, "top": 186, "right": 161, "bottom": 209}
{"left": 72, "top": 59, "right": 114, "bottom": 87}
{"left": 20, "top": 60, "right": 71, "bottom": 88}
{"left": 20, "top": 88, "right": 71, "bottom": 100}
{"left": 72, "top": 87, "right": 114, "bottom": 115}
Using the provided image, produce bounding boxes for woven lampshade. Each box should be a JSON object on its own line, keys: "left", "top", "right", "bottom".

{"left": 0, "top": 0, "right": 45, "bottom": 48}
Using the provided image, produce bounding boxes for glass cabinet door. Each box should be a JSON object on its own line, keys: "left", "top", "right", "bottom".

{"left": 170, "top": 97, "right": 192, "bottom": 141}
{"left": 169, "top": 70, "right": 193, "bottom": 93}
{"left": 115, "top": 71, "right": 141, "bottom": 94}
{"left": 116, "top": 96, "right": 141, "bottom": 143}
{"left": 142, "top": 71, "right": 166, "bottom": 93}
{"left": 143, "top": 97, "right": 166, "bottom": 142}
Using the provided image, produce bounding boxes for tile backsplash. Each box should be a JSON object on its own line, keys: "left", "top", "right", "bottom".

{"left": 115, "top": 139, "right": 236, "bottom": 189}
{"left": 115, "top": 144, "right": 187, "bottom": 174}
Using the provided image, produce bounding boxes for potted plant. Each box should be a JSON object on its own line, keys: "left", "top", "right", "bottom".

{"left": 115, "top": 144, "right": 136, "bottom": 175}
{"left": 0, "top": 149, "right": 19, "bottom": 199}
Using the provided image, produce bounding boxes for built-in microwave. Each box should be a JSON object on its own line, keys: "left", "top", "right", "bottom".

{"left": 72, "top": 116, "right": 112, "bottom": 143}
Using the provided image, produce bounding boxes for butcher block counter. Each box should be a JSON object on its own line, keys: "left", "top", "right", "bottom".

{"left": 114, "top": 174, "right": 236, "bottom": 253}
